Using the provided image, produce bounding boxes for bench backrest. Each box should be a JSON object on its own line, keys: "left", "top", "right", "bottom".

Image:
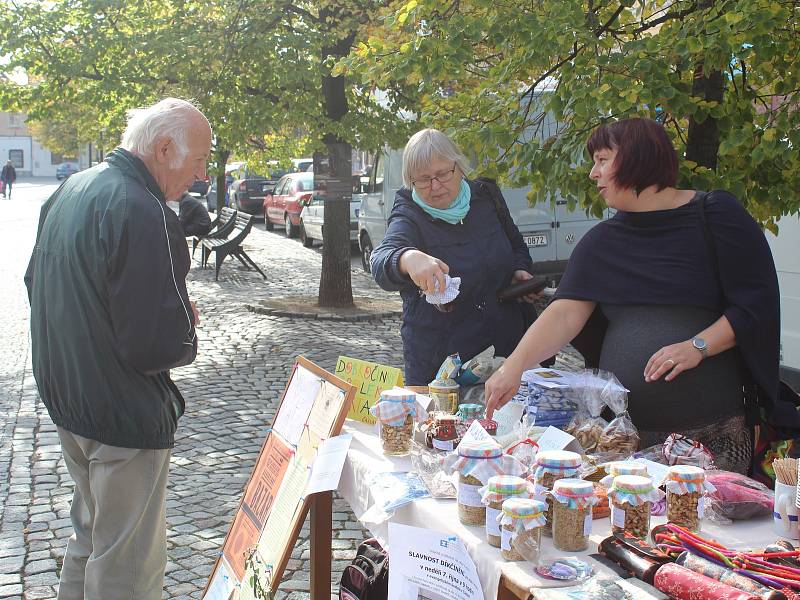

{"left": 225, "top": 214, "right": 255, "bottom": 245}
{"left": 209, "top": 207, "right": 238, "bottom": 238}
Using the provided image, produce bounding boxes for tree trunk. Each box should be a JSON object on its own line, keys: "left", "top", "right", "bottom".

{"left": 316, "top": 11, "right": 357, "bottom": 308}
{"left": 315, "top": 139, "right": 354, "bottom": 307}
{"left": 215, "top": 147, "right": 230, "bottom": 213}
{"left": 685, "top": 63, "right": 725, "bottom": 170}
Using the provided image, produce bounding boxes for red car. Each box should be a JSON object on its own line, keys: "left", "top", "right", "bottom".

{"left": 263, "top": 172, "right": 316, "bottom": 237}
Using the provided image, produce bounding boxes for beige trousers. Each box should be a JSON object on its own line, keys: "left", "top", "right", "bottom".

{"left": 56, "top": 428, "right": 171, "bottom": 600}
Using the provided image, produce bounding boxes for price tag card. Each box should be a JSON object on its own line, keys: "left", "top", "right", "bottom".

{"left": 536, "top": 426, "right": 582, "bottom": 453}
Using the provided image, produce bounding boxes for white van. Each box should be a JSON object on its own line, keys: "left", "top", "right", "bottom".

{"left": 766, "top": 214, "right": 800, "bottom": 389}
{"left": 354, "top": 148, "right": 606, "bottom": 283}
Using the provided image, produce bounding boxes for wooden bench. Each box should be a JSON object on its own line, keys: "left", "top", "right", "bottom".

{"left": 192, "top": 206, "right": 238, "bottom": 261}
{"left": 200, "top": 213, "right": 266, "bottom": 281}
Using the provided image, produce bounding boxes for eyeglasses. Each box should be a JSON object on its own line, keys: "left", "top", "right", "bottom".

{"left": 412, "top": 164, "right": 457, "bottom": 190}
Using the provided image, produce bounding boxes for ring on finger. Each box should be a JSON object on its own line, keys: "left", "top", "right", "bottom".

{"left": 664, "top": 358, "right": 675, "bottom": 366}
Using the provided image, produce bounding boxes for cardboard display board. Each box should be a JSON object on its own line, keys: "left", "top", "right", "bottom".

{"left": 203, "top": 356, "right": 355, "bottom": 599}
{"left": 334, "top": 355, "right": 404, "bottom": 424}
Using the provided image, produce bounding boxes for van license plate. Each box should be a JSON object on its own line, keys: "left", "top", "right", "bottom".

{"left": 524, "top": 234, "right": 548, "bottom": 247}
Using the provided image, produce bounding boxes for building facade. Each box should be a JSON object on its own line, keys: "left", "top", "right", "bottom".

{"left": 0, "top": 111, "right": 69, "bottom": 177}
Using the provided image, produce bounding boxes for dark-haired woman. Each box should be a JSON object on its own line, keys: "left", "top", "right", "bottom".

{"left": 485, "top": 117, "right": 780, "bottom": 473}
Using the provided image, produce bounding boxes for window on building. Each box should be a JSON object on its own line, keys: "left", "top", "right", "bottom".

{"left": 9, "top": 149, "right": 23, "bottom": 168}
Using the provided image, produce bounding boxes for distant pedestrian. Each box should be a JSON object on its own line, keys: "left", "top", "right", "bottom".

{"left": 178, "top": 191, "right": 212, "bottom": 236}
{"left": 1, "top": 159, "right": 16, "bottom": 198}
{"left": 25, "top": 98, "right": 212, "bottom": 600}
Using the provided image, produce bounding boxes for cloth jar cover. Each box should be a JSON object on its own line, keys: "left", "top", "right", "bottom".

{"left": 550, "top": 478, "right": 600, "bottom": 510}
{"left": 444, "top": 439, "right": 525, "bottom": 484}
{"left": 607, "top": 475, "right": 665, "bottom": 507}
{"left": 498, "top": 498, "right": 548, "bottom": 533}
{"left": 480, "top": 476, "right": 532, "bottom": 505}
{"left": 532, "top": 450, "right": 581, "bottom": 496}
{"left": 369, "top": 388, "right": 423, "bottom": 427}
{"left": 600, "top": 461, "right": 649, "bottom": 488}
{"left": 665, "top": 465, "right": 717, "bottom": 495}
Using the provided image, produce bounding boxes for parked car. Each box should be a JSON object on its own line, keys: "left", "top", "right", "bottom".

{"left": 292, "top": 157, "right": 314, "bottom": 173}
{"left": 263, "top": 172, "right": 316, "bottom": 237}
{"left": 356, "top": 147, "right": 608, "bottom": 282}
{"left": 56, "top": 162, "right": 79, "bottom": 180}
{"left": 228, "top": 163, "right": 273, "bottom": 217}
{"left": 298, "top": 194, "right": 360, "bottom": 248}
{"left": 188, "top": 175, "right": 210, "bottom": 196}
{"left": 205, "top": 174, "right": 235, "bottom": 212}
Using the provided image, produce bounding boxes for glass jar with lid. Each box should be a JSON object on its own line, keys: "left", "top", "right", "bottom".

{"left": 369, "top": 388, "right": 420, "bottom": 456}
{"left": 531, "top": 450, "right": 582, "bottom": 536}
{"left": 550, "top": 478, "right": 598, "bottom": 551}
{"left": 480, "top": 476, "right": 532, "bottom": 547}
{"left": 499, "top": 498, "right": 547, "bottom": 562}
{"left": 607, "top": 475, "right": 665, "bottom": 539}
{"left": 665, "top": 465, "right": 714, "bottom": 532}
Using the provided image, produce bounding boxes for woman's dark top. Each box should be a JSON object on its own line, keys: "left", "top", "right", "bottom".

{"left": 600, "top": 304, "right": 744, "bottom": 431}
{"left": 555, "top": 190, "right": 780, "bottom": 427}
{"left": 370, "top": 179, "right": 534, "bottom": 385}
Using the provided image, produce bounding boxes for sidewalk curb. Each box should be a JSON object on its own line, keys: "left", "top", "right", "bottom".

{"left": 245, "top": 304, "right": 402, "bottom": 322}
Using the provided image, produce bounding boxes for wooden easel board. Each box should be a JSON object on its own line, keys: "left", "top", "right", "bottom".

{"left": 202, "top": 356, "right": 355, "bottom": 599}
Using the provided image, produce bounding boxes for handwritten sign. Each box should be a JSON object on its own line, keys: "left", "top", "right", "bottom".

{"left": 335, "top": 356, "right": 404, "bottom": 424}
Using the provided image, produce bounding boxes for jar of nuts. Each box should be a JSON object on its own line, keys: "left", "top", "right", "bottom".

{"left": 550, "top": 479, "right": 598, "bottom": 552}
{"left": 607, "top": 475, "right": 665, "bottom": 540}
{"left": 428, "top": 378, "right": 459, "bottom": 414}
{"left": 480, "top": 476, "right": 532, "bottom": 547}
{"left": 499, "top": 498, "right": 547, "bottom": 562}
{"left": 444, "top": 438, "right": 526, "bottom": 526}
{"left": 599, "top": 461, "right": 649, "bottom": 488}
{"left": 666, "top": 465, "right": 712, "bottom": 532}
{"left": 531, "top": 450, "right": 582, "bottom": 536}
{"left": 369, "top": 388, "right": 420, "bottom": 456}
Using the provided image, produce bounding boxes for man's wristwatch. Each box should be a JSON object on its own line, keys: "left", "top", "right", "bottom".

{"left": 691, "top": 337, "right": 709, "bottom": 359}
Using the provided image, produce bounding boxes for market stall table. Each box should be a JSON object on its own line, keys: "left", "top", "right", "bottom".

{"left": 334, "top": 420, "right": 778, "bottom": 599}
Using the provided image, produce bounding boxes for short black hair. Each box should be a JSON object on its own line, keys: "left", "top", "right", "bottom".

{"left": 586, "top": 118, "right": 678, "bottom": 193}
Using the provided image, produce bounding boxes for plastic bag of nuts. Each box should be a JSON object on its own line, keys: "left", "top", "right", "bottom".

{"left": 531, "top": 450, "right": 582, "bottom": 536}
{"left": 665, "top": 465, "right": 715, "bottom": 532}
{"left": 607, "top": 475, "right": 664, "bottom": 539}
{"left": 444, "top": 438, "right": 526, "bottom": 526}
{"left": 498, "top": 498, "right": 547, "bottom": 562}
{"left": 369, "top": 388, "right": 424, "bottom": 456}
{"left": 480, "top": 475, "right": 533, "bottom": 547}
{"left": 596, "top": 375, "right": 639, "bottom": 456}
{"left": 550, "top": 478, "right": 598, "bottom": 552}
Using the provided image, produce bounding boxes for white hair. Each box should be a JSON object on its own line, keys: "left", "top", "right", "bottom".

{"left": 121, "top": 97, "right": 203, "bottom": 168}
{"left": 402, "top": 128, "right": 470, "bottom": 187}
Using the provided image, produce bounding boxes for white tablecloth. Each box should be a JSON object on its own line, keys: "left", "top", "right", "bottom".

{"left": 339, "top": 421, "right": 777, "bottom": 599}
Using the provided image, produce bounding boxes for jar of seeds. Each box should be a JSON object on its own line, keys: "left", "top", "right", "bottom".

{"left": 666, "top": 465, "right": 714, "bottom": 532}
{"left": 607, "top": 475, "right": 664, "bottom": 540}
{"left": 428, "top": 378, "right": 459, "bottom": 414}
{"left": 499, "top": 498, "right": 547, "bottom": 562}
{"left": 369, "top": 388, "right": 420, "bottom": 457}
{"left": 550, "top": 479, "right": 598, "bottom": 552}
{"left": 444, "top": 438, "right": 526, "bottom": 526}
{"left": 531, "top": 450, "right": 582, "bottom": 536}
{"left": 600, "top": 461, "right": 649, "bottom": 488}
{"left": 480, "top": 476, "right": 532, "bottom": 547}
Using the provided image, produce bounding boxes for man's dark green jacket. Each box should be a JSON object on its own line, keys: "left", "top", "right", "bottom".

{"left": 25, "top": 148, "right": 197, "bottom": 449}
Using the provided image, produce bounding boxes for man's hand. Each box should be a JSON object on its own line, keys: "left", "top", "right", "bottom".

{"left": 512, "top": 270, "right": 545, "bottom": 303}
{"left": 190, "top": 300, "right": 200, "bottom": 326}
{"left": 399, "top": 250, "right": 450, "bottom": 294}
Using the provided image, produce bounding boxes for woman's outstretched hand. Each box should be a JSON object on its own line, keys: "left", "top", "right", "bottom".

{"left": 399, "top": 249, "right": 450, "bottom": 294}
{"left": 484, "top": 363, "right": 523, "bottom": 419}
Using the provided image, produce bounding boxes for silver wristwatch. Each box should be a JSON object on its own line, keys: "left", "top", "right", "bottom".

{"left": 691, "top": 337, "right": 708, "bottom": 359}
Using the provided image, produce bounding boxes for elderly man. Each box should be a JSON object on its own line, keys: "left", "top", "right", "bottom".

{"left": 25, "top": 98, "right": 211, "bottom": 600}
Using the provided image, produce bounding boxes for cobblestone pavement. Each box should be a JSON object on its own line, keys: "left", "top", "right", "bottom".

{"left": 1, "top": 182, "right": 581, "bottom": 600}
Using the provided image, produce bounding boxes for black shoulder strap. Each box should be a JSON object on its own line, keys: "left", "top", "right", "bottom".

{"left": 475, "top": 177, "right": 517, "bottom": 243}
{"left": 697, "top": 191, "right": 722, "bottom": 288}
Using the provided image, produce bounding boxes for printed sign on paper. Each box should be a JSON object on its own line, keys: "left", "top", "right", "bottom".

{"left": 335, "top": 356, "right": 404, "bottom": 424}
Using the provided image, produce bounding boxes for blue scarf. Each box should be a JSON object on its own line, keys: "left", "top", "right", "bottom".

{"left": 411, "top": 179, "right": 471, "bottom": 224}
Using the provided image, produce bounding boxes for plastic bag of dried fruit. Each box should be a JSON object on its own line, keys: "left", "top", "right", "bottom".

{"left": 596, "top": 372, "right": 639, "bottom": 457}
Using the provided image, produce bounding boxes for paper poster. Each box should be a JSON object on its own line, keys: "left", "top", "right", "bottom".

{"left": 223, "top": 509, "right": 261, "bottom": 581}
{"left": 388, "top": 523, "right": 482, "bottom": 600}
{"left": 241, "top": 435, "right": 294, "bottom": 530}
{"left": 335, "top": 356, "right": 404, "bottom": 424}
{"left": 307, "top": 384, "right": 346, "bottom": 438}
{"left": 273, "top": 365, "right": 322, "bottom": 446}
{"left": 305, "top": 434, "right": 352, "bottom": 496}
{"left": 204, "top": 558, "right": 236, "bottom": 600}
